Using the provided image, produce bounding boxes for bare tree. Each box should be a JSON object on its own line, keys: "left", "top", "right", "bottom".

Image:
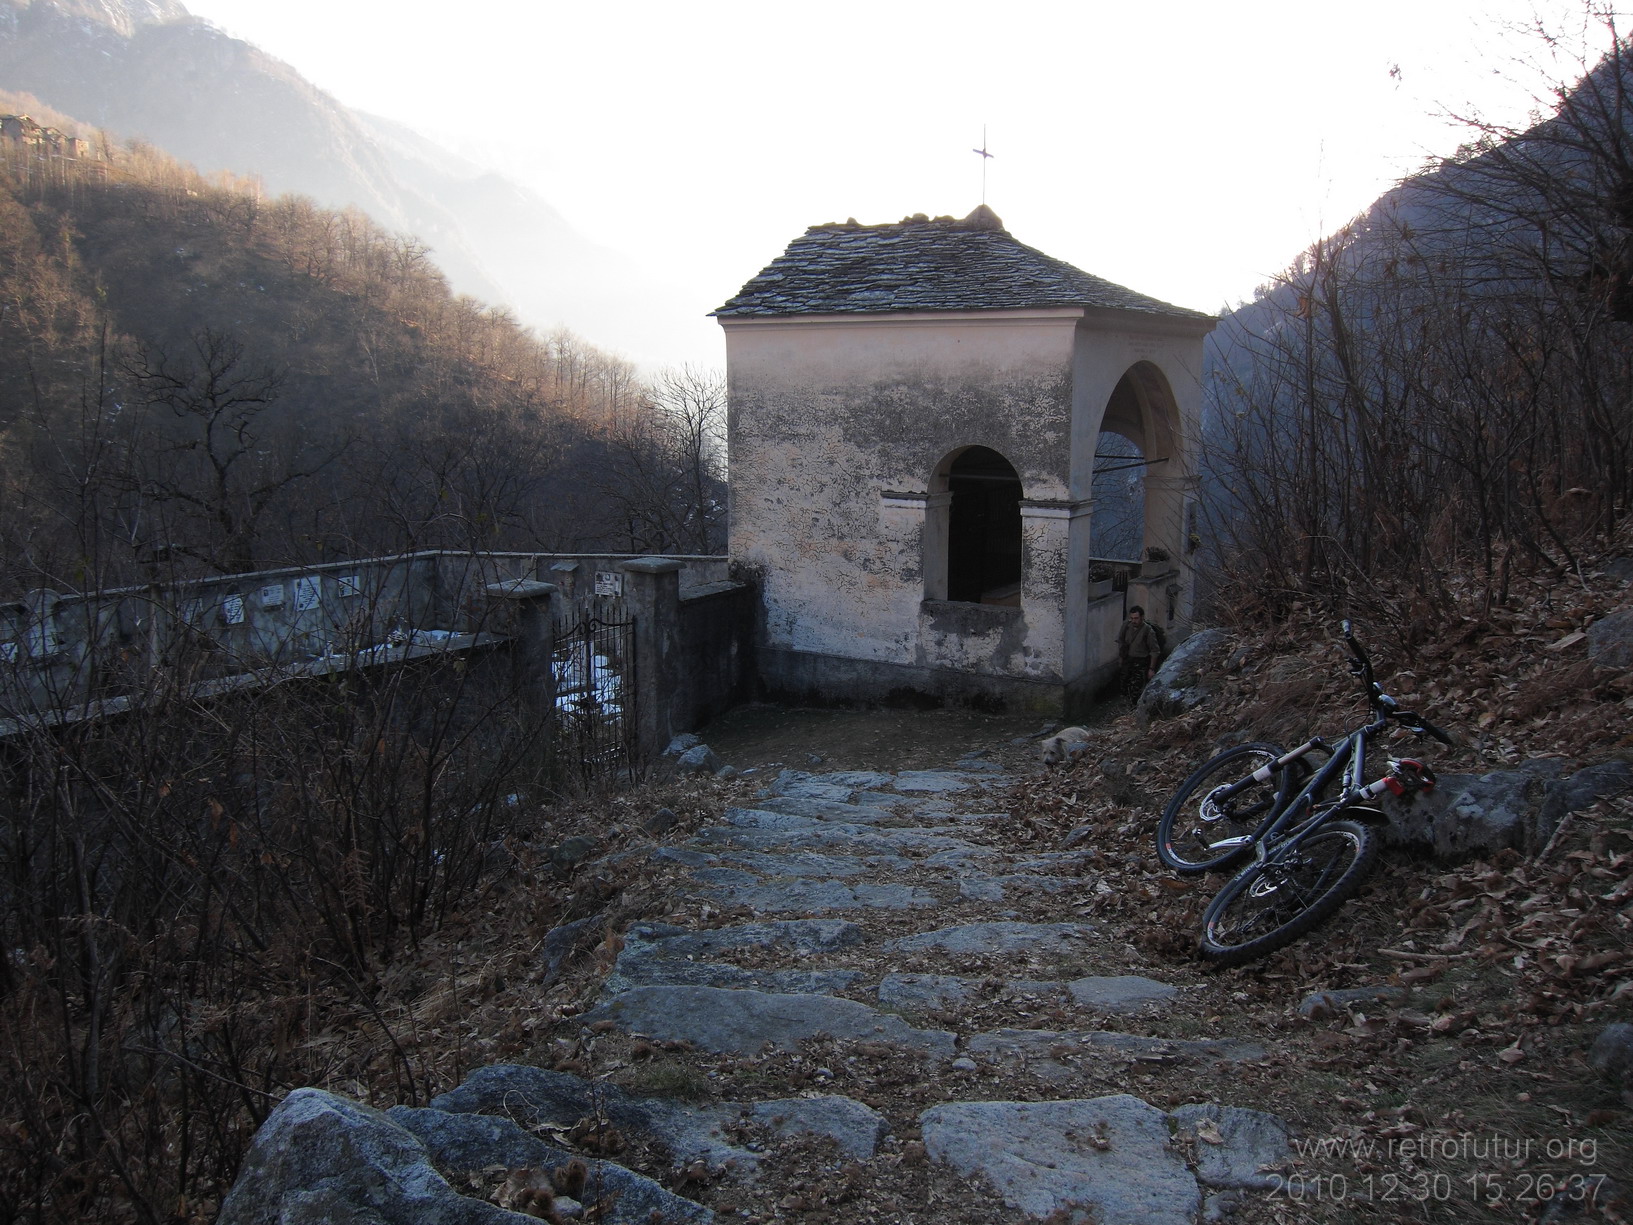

{"left": 596, "top": 366, "right": 726, "bottom": 554}
{"left": 118, "top": 329, "right": 345, "bottom": 573}
{"left": 1423, "top": 9, "right": 1633, "bottom": 532}
{"left": 1202, "top": 12, "right": 1632, "bottom": 624}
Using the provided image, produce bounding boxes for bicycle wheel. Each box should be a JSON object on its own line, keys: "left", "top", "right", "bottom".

{"left": 1198, "top": 818, "right": 1379, "bottom": 966}
{"left": 1157, "top": 742, "right": 1289, "bottom": 873}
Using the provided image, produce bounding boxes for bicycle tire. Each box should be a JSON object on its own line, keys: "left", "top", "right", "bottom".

{"left": 1198, "top": 817, "right": 1379, "bottom": 966}
{"left": 1157, "top": 741, "right": 1289, "bottom": 874}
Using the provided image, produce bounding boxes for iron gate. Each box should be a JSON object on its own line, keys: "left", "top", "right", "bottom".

{"left": 552, "top": 602, "right": 636, "bottom": 784}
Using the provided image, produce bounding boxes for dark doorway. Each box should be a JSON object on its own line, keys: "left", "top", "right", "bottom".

{"left": 946, "top": 446, "right": 1023, "bottom": 605}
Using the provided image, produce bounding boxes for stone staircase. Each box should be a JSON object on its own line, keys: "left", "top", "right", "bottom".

{"left": 219, "top": 756, "right": 1293, "bottom": 1225}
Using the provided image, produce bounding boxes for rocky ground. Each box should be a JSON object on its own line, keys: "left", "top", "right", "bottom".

{"left": 220, "top": 589, "right": 1633, "bottom": 1225}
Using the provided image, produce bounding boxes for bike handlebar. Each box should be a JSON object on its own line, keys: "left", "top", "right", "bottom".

{"left": 1393, "top": 711, "right": 1456, "bottom": 745}
{"left": 1339, "top": 621, "right": 1456, "bottom": 745}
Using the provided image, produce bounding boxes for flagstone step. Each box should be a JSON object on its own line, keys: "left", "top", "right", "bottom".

{"left": 219, "top": 741, "right": 1305, "bottom": 1225}
{"left": 920, "top": 1095, "right": 1288, "bottom": 1225}
{"left": 877, "top": 972, "right": 1180, "bottom": 1016}
{"left": 965, "top": 1027, "right": 1268, "bottom": 1077}
{"left": 687, "top": 873, "right": 941, "bottom": 913}
{"left": 688, "top": 818, "right": 980, "bottom": 856}
{"left": 580, "top": 985, "right": 958, "bottom": 1057}
{"left": 428, "top": 1065, "right": 890, "bottom": 1174}
{"left": 884, "top": 921, "right": 1099, "bottom": 956}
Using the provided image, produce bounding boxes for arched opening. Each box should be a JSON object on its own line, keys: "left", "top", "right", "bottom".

{"left": 942, "top": 446, "right": 1023, "bottom": 606}
{"left": 1073, "top": 361, "right": 1191, "bottom": 702}
{"left": 1089, "top": 429, "right": 1145, "bottom": 562}
{"left": 1090, "top": 364, "right": 1182, "bottom": 566}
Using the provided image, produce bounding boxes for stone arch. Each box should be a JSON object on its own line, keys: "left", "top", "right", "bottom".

{"left": 924, "top": 445, "right": 1024, "bottom": 606}
{"left": 1093, "top": 361, "right": 1185, "bottom": 565}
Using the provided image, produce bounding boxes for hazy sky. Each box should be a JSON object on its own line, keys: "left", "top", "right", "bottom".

{"left": 180, "top": 0, "right": 1622, "bottom": 370}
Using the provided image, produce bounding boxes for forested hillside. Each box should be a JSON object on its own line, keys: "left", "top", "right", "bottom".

{"left": 1203, "top": 19, "right": 1632, "bottom": 628}
{"left": 0, "top": 123, "right": 724, "bottom": 593}
{"left": 0, "top": 0, "right": 674, "bottom": 364}
{"left": 0, "top": 106, "right": 728, "bottom": 1225}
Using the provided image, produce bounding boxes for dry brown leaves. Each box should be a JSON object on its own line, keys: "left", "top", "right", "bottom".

{"left": 245, "top": 552, "right": 1632, "bottom": 1225}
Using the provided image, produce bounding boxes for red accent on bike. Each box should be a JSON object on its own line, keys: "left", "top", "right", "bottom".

{"left": 1385, "top": 760, "right": 1437, "bottom": 796}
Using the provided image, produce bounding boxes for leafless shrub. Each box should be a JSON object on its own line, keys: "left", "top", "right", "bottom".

{"left": 0, "top": 636, "right": 557, "bottom": 1224}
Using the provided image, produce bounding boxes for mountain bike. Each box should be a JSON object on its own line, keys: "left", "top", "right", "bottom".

{"left": 1155, "top": 621, "right": 1453, "bottom": 965}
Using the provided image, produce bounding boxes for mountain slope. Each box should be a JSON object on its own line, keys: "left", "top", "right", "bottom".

{"left": 1198, "top": 31, "right": 1633, "bottom": 611}
{"left": 0, "top": 0, "right": 675, "bottom": 360}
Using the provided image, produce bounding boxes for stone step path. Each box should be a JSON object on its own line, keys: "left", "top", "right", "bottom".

{"left": 574, "top": 762, "right": 1288, "bottom": 1224}
{"left": 221, "top": 758, "right": 1293, "bottom": 1225}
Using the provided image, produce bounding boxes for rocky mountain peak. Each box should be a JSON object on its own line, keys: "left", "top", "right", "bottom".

{"left": 6, "top": 0, "right": 189, "bottom": 37}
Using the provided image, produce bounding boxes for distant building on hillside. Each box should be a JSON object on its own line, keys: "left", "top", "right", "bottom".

{"left": 0, "top": 114, "right": 92, "bottom": 160}
{"left": 714, "top": 205, "right": 1216, "bottom": 716}
{"left": 0, "top": 114, "right": 38, "bottom": 146}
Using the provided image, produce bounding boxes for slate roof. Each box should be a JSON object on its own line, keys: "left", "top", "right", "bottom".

{"left": 713, "top": 206, "right": 1213, "bottom": 322}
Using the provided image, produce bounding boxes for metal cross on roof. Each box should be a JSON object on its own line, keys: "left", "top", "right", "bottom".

{"left": 972, "top": 126, "right": 994, "bottom": 203}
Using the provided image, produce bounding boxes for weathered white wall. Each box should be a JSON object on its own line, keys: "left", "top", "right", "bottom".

{"left": 726, "top": 309, "right": 1081, "bottom": 704}
{"left": 724, "top": 306, "right": 1211, "bottom": 712}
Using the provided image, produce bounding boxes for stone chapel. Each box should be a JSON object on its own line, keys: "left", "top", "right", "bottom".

{"left": 714, "top": 205, "right": 1216, "bottom": 716}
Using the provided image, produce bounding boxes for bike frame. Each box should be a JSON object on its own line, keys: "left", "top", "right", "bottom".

{"left": 1239, "top": 711, "right": 1389, "bottom": 867}
{"left": 1195, "top": 621, "right": 1442, "bottom": 866}
{"left": 1187, "top": 620, "right": 1452, "bottom": 963}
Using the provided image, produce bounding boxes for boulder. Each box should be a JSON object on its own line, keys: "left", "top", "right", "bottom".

{"left": 388, "top": 1105, "right": 711, "bottom": 1221}
{"left": 215, "top": 1088, "right": 707, "bottom": 1225}
{"left": 877, "top": 973, "right": 977, "bottom": 1012}
{"left": 688, "top": 874, "right": 938, "bottom": 913}
{"left": 642, "top": 806, "right": 679, "bottom": 836}
{"left": 922, "top": 1096, "right": 1196, "bottom": 1225}
{"left": 1065, "top": 975, "right": 1180, "bottom": 1014}
{"left": 1138, "top": 627, "right": 1230, "bottom": 721}
{"left": 535, "top": 914, "right": 604, "bottom": 987}
{"left": 876, "top": 973, "right": 1177, "bottom": 1016}
{"left": 767, "top": 769, "right": 858, "bottom": 801}
{"left": 1381, "top": 760, "right": 1630, "bottom": 857}
{"left": 1536, "top": 762, "right": 1632, "bottom": 844}
{"left": 1587, "top": 607, "right": 1633, "bottom": 668}
{"left": 1589, "top": 1022, "right": 1633, "bottom": 1101}
{"left": 605, "top": 920, "right": 865, "bottom": 997}
{"left": 893, "top": 770, "right": 978, "bottom": 793}
{"left": 964, "top": 1027, "right": 1266, "bottom": 1071}
{"left": 547, "top": 835, "right": 598, "bottom": 872}
{"left": 1297, "top": 985, "right": 1406, "bottom": 1022}
{"left": 674, "top": 744, "right": 724, "bottom": 775}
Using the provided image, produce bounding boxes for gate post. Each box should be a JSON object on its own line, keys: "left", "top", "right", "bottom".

{"left": 485, "top": 578, "right": 558, "bottom": 709}
{"left": 621, "top": 556, "right": 683, "bottom": 767}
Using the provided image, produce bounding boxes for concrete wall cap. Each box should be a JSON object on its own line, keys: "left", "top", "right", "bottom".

{"left": 484, "top": 579, "right": 558, "bottom": 599}
{"left": 622, "top": 557, "right": 686, "bottom": 574}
